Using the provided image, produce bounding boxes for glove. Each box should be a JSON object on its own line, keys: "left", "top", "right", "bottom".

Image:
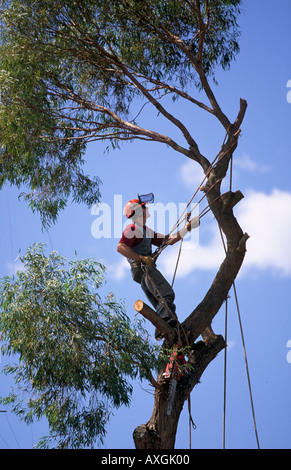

{"left": 186, "top": 216, "right": 200, "bottom": 231}
{"left": 139, "top": 255, "right": 154, "bottom": 268}
{"left": 179, "top": 216, "right": 200, "bottom": 239}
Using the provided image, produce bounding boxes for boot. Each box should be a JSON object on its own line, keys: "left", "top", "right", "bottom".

{"left": 155, "top": 316, "right": 178, "bottom": 340}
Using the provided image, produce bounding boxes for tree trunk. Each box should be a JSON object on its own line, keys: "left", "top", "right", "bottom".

{"left": 133, "top": 335, "right": 225, "bottom": 449}
{"left": 133, "top": 225, "right": 247, "bottom": 449}
{"left": 133, "top": 118, "right": 249, "bottom": 448}
{"left": 133, "top": 213, "right": 248, "bottom": 448}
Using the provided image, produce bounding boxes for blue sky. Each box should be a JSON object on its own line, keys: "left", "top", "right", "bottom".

{"left": 1, "top": 0, "right": 291, "bottom": 449}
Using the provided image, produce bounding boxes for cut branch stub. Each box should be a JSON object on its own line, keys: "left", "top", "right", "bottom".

{"left": 134, "top": 300, "right": 175, "bottom": 344}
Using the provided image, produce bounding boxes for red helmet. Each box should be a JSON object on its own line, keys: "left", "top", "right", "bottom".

{"left": 124, "top": 199, "right": 146, "bottom": 219}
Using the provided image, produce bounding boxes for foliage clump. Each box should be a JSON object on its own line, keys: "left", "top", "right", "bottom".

{"left": 0, "top": 0, "right": 241, "bottom": 226}
{"left": 0, "top": 243, "right": 160, "bottom": 448}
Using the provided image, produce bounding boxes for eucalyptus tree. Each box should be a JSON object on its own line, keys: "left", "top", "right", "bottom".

{"left": 0, "top": 0, "right": 248, "bottom": 448}
{"left": 0, "top": 244, "right": 162, "bottom": 448}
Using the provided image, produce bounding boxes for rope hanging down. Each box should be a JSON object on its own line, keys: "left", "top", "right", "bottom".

{"left": 219, "top": 223, "right": 260, "bottom": 449}
{"left": 141, "top": 129, "right": 260, "bottom": 449}
{"left": 219, "top": 155, "right": 260, "bottom": 449}
{"left": 169, "top": 170, "right": 260, "bottom": 450}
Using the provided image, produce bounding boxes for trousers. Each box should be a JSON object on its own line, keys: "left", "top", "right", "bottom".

{"left": 138, "top": 265, "right": 176, "bottom": 321}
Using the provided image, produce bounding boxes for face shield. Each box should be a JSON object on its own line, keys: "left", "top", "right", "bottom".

{"left": 137, "top": 193, "right": 154, "bottom": 205}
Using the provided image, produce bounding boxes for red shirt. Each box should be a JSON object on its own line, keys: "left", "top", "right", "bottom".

{"left": 119, "top": 224, "right": 165, "bottom": 249}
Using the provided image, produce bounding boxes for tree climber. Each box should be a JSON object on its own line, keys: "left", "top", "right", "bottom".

{"left": 117, "top": 194, "right": 199, "bottom": 339}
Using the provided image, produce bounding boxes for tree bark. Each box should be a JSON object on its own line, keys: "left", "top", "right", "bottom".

{"left": 133, "top": 226, "right": 247, "bottom": 448}
{"left": 134, "top": 300, "right": 175, "bottom": 345}
{"left": 133, "top": 335, "right": 225, "bottom": 449}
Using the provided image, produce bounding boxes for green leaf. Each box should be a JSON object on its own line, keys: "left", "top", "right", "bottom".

{"left": 0, "top": 0, "right": 241, "bottom": 225}
{"left": 0, "top": 243, "right": 161, "bottom": 448}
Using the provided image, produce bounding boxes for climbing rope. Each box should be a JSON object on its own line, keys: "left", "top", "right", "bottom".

{"left": 219, "top": 224, "right": 260, "bottom": 449}
{"left": 152, "top": 129, "right": 241, "bottom": 264}
{"left": 162, "top": 127, "right": 240, "bottom": 242}
{"left": 218, "top": 155, "right": 260, "bottom": 449}
{"left": 232, "top": 281, "right": 260, "bottom": 449}
{"left": 223, "top": 290, "right": 228, "bottom": 450}
{"left": 152, "top": 179, "right": 222, "bottom": 263}
{"left": 141, "top": 129, "right": 260, "bottom": 449}
{"left": 178, "top": 170, "right": 260, "bottom": 449}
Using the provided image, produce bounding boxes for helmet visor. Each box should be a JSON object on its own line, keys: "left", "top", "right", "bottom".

{"left": 138, "top": 192, "right": 154, "bottom": 204}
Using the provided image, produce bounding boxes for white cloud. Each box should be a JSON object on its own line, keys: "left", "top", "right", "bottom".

{"left": 108, "top": 257, "right": 130, "bottom": 281}
{"left": 158, "top": 223, "right": 224, "bottom": 278}
{"left": 178, "top": 155, "right": 272, "bottom": 209}
{"left": 234, "top": 154, "right": 270, "bottom": 173}
{"left": 108, "top": 188, "right": 291, "bottom": 281}
{"left": 237, "top": 188, "right": 291, "bottom": 275}
{"left": 179, "top": 160, "right": 205, "bottom": 191}
{"left": 179, "top": 155, "right": 270, "bottom": 194}
{"left": 158, "top": 188, "right": 291, "bottom": 278}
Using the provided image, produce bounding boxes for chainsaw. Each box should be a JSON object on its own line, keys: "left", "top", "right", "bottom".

{"left": 163, "top": 345, "right": 188, "bottom": 416}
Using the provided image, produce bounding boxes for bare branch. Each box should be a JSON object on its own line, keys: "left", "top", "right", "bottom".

{"left": 115, "top": 61, "right": 200, "bottom": 151}
{"left": 129, "top": 70, "right": 215, "bottom": 115}
{"left": 195, "top": 62, "right": 231, "bottom": 130}
{"left": 63, "top": 9, "right": 204, "bottom": 160}
{"left": 233, "top": 98, "right": 248, "bottom": 130}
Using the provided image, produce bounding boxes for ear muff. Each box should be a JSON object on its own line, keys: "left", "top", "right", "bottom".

{"left": 124, "top": 199, "right": 145, "bottom": 219}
